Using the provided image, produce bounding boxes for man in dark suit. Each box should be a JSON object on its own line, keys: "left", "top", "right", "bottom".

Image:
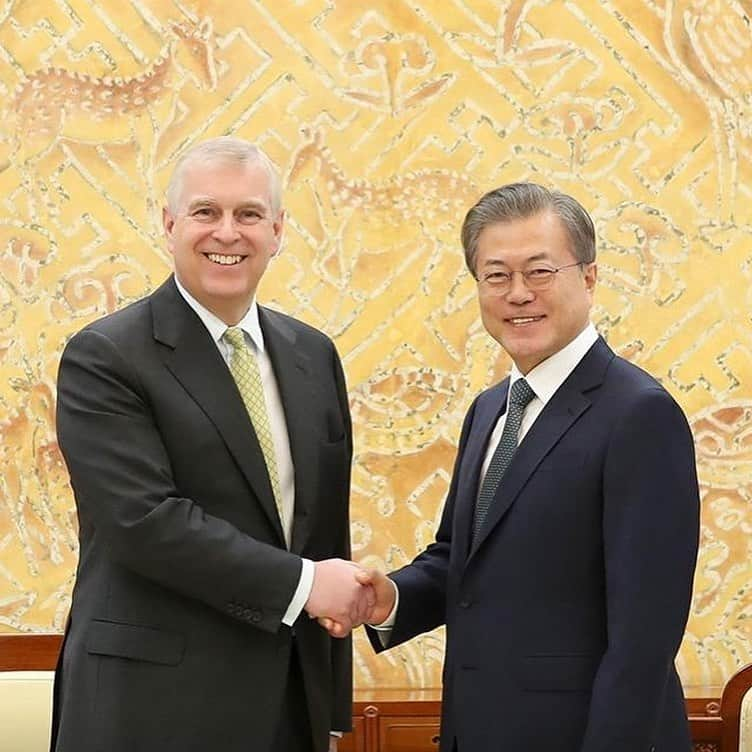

{"left": 336, "top": 183, "right": 700, "bottom": 751}
{"left": 53, "top": 137, "right": 370, "bottom": 752}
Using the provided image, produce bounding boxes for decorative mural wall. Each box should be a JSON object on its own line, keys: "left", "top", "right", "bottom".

{"left": 0, "top": 0, "right": 750, "bottom": 693}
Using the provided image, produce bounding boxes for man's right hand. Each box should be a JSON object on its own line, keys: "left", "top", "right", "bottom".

{"left": 304, "top": 559, "right": 375, "bottom": 636}
{"left": 317, "top": 568, "right": 397, "bottom": 637}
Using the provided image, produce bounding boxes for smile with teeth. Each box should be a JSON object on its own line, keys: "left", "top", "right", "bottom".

{"left": 206, "top": 253, "right": 244, "bottom": 266}
{"left": 508, "top": 316, "right": 544, "bottom": 326}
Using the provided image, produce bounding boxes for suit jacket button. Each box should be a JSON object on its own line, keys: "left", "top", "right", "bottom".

{"left": 250, "top": 609, "right": 262, "bottom": 623}
{"left": 459, "top": 599, "right": 472, "bottom": 608}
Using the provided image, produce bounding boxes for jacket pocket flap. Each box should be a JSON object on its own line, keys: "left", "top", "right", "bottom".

{"left": 86, "top": 620, "right": 184, "bottom": 666}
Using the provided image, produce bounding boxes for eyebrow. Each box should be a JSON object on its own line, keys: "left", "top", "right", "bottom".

{"left": 185, "top": 198, "right": 269, "bottom": 212}
{"left": 480, "top": 253, "right": 552, "bottom": 269}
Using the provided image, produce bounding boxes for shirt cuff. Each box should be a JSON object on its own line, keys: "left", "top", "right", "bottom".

{"left": 282, "top": 558, "right": 314, "bottom": 626}
{"left": 329, "top": 731, "right": 343, "bottom": 737}
{"left": 369, "top": 578, "right": 399, "bottom": 630}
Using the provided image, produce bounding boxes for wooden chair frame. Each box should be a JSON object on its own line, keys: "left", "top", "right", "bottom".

{"left": 0, "top": 633, "right": 61, "bottom": 671}
{"left": 722, "top": 663, "right": 752, "bottom": 752}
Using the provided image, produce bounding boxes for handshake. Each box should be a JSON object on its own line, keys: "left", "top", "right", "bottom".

{"left": 303, "top": 559, "right": 396, "bottom": 638}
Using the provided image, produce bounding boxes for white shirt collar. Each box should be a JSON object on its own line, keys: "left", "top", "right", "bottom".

{"left": 174, "top": 277, "right": 265, "bottom": 352}
{"left": 509, "top": 323, "right": 598, "bottom": 405}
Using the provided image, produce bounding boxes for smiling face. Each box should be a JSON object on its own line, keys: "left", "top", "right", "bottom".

{"left": 475, "top": 210, "right": 597, "bottom": 374}
{"left": 163, "top": 158, "right": 283, "bottom": 325}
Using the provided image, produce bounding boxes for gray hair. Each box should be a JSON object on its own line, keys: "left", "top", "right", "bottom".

{"left": 166, "top": 137, "right": 282, "bottom": 215}
{"left": 461, "top": 182, "right": 596, "bottom": 276}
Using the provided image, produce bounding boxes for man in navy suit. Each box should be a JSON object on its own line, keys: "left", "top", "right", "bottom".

{"left": 328, "top": 183, "right": 700, "bottom": 751}
{"left": 54, "top": 137, "right": 372, "bottom": 752}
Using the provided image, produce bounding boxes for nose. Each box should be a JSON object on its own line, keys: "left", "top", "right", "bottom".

{"left": 211, "top": 212, "right": 241, "bottom": 243}
{"left": 505, "top": 271, "right": 534, "bottom": 303}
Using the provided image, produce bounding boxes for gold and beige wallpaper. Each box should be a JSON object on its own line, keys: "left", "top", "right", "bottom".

{"left": 0, "top": 0, "right": 750, "bottom": 693}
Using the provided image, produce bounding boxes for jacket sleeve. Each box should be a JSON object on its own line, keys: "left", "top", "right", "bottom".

{"left": 56, "top": 327, "right": 303, "bottom": 633}
{"left": 579, "top": 387, "right": 700, "bottom": 751}
{"left": 366, "top": 397, "right": 480, "bottom": 651}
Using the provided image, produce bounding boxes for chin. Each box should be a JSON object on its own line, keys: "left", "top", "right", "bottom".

{"left": 503, "top": 336, "right": 541, "bottom": 358}
{"left": 506, "top": 344, "right": 551, "bottom": 373}
{"left": 204, "top": 282, "right": 252, "bottom": 301}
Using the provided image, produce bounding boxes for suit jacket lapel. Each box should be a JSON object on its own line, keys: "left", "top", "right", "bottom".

{"left": 150, "top": 278, "right": 286, "bottom": 544}
{"left": 259, "top": 307, "right": 315, "bottom": 555}
{"left": 467, "top": 338, "right": 614, "bottom": 559}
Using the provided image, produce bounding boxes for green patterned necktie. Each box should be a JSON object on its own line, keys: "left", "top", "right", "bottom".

{"left": 224, "top": 327, "right": 284, "bottom": 530}
{"left": 472, "top": 378, "right": 536, "bottom": 545}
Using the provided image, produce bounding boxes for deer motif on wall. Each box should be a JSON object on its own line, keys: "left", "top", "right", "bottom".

{"left": 287, "top": 129, "right": 479, "bottom": 294}
{"left": 3, "top": 17, "right": 217, "bottom": 186}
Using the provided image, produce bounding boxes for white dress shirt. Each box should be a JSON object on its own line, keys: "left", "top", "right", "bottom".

{"left": 174, "top": 278, "right": 313, "bottom": 626}
{"left": 479, "top": 323, "right": 599, "bottom": 483}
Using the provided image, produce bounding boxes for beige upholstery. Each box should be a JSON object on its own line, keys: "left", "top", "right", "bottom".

{"left": 0, "top": 671, "right": 54, "bottom": 752}
{"left": 741, "top": 684, "right": 752, "bottom": 752}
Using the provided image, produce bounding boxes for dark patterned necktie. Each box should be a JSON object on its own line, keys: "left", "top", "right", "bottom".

{"left": 472, "top": 378, "right": 536, "bottom": 544}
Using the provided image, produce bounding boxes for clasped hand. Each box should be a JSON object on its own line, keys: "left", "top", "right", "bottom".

{"left": 304, "top": 560, "right": 396, "bottom": 638}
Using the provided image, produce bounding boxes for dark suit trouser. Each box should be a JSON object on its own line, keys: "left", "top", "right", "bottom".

{"left": 272, "top": 638, "right": 313, "bottom": 752}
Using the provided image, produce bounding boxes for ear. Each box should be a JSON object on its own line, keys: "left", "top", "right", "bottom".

{"left": 163, "top": 207, "right": 176, "bottom": 253}
{"left": 271, "top": 209, "right": 285, "bottom": 256}
{"left": 584, "top": 262, "right": 597, "bottom": 293}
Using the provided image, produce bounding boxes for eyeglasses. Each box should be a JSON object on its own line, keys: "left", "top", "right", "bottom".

{"left": 477, "top": 262, "right": 584, "bottom": 294}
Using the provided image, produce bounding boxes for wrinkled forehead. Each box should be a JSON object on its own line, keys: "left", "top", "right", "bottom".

{"left": 175, "top": 157, "right": 276, "bottom": 210}
{"left": 476, "top": 212, "right": 575, "bottom": 262}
